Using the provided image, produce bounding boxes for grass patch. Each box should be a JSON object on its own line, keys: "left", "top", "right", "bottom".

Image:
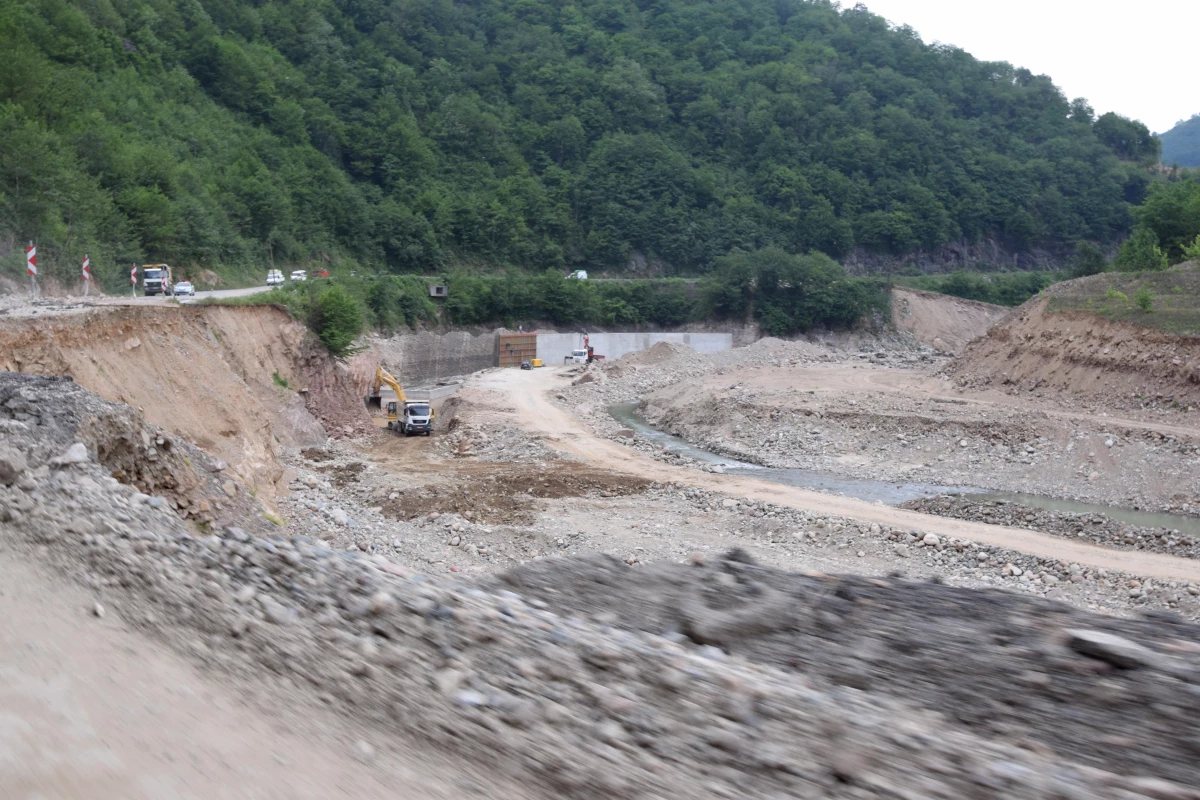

{"left": 272, "top": 371, "right": 290, "bottom": 389}
{"left": 891, "top": 270, "right": 1061, "bottom": 307}
{"left": 1047, "top": 261, "right": 1200, "bottom": 335}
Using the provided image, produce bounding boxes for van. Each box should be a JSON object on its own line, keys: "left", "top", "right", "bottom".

{"left": 266, "top": 269, "right": 284, "bottom": 286}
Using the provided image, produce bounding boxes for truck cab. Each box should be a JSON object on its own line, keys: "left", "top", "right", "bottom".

{"left": 567, "top": 349, "right": 588, "bottom": 364}
{"left": 386, "top": 400, "right": 434, "bottom": 436}
{"left": 143, "top": 265, "right": 173, "bottom": 296}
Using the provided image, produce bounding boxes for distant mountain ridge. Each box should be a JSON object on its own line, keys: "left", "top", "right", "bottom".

{"left": 1160, "top": 115, "right": 1200, "bottom": 168}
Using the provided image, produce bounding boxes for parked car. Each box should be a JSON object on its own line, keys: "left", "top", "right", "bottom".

{"left": 520, "top": 360, "right": 532, "bottom": 370}
{"left": 290, "top": 270, "right": 307, "bottom": 282}
{"left": 312, "top": 269, "right": 330, "bottom": 278}
{"left": 267, "top": 269, "right": 284, "bottom": 286}
{"left": 566, "top": 270, "right": 588, "bottom": 280}
{"left": 173, "top": 280, "right": 195, "bottom": 296}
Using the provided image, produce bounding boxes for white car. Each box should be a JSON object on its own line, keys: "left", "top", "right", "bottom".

{"left": 267, "top": 269, "right": 284, "bottom": 286}
{"left": 173, "top": 280, "right": 195, "bottom": 296}
{"left": 290, "top": 270, "right": 307, "bottom": 282}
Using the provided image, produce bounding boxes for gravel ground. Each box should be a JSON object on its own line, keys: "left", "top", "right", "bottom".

{"left": 12, "top": 373, "right": 1200, "bottom": 796}
{"left": 905, "top": 495, "right": 1200, "bottom": 560}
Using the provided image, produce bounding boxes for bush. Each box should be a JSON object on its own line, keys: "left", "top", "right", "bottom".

{"left": 1134, "top": 287, "right": 1154, "bottom": 311}
{"left": 308, "top": 285, "right": 364, "bottom": 360}
{"left": 1114, "top": 228, "right": 1170, "bottom": 272}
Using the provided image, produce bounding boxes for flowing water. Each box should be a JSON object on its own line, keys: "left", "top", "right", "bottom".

{"left": 609, "top": 401, "right": 1200, "bottom": 534}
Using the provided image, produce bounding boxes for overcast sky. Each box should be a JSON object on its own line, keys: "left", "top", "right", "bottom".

{"left": 858, "top": 0, "right": 1199, "bottom": 134}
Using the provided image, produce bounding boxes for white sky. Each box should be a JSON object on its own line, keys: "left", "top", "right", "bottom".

{"left": 859, "top": 0, "right": 1200, "bottom": 134}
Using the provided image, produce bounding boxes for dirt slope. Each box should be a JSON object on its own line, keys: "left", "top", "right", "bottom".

{"left": 0, "top": 304, "right": 372, "bottom": 494}
{"left": 949, "top": 295, "right": 1200, "bottom": 406}
{"left": 890, "top": 287, "right": 1007, "bottom": 352}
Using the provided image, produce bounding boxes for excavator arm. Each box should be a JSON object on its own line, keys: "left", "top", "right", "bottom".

{"left": 373, "top": 366, "right": 407, "bottom": 404}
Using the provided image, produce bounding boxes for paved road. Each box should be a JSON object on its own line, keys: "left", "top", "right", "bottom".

{"left": 180, "top": 284, "right": 275, "bottom": 304}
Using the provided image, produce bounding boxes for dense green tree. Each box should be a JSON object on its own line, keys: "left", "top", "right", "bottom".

{"left": 1130, "top": 177, "right": 1200, "bottom": 263}
{"left": 0, "top": 0, "right": 1162, "bottom": 285}
{"left": 1069, "top": 241, "right": 1108, "bottom": 278}
{"left": 1114, "top": 228, "right": 1169, "bottom": 272}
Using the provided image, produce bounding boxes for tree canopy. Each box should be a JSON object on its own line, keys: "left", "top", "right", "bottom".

{"left": 0, "top": 0, "right": 1159, "bottom": 287}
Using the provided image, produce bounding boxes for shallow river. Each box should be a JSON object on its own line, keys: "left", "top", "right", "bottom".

{"left": 609, "top": 402, "right": 1200, "bottom": 535}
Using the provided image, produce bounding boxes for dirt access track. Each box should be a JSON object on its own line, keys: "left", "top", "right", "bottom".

{"left": 478, "top": 366, "right": 1200, "bottom": 582}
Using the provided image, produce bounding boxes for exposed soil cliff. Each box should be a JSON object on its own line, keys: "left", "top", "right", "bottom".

{"left": 0, "top": 304, "right": 373, "bottom": 494}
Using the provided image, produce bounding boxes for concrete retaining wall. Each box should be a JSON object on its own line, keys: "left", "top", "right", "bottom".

{"left": 536, "top": 332, "right": 732, "bottom": 364}
{"left": 370, "top": 331, "right": 497, "bottom": 385}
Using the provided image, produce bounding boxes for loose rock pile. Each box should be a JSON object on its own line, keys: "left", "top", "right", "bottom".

{"left": 7, "top": 372, "right": 1200, "bottom": 797}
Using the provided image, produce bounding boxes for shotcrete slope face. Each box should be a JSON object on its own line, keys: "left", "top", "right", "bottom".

{"left": 0, "top": 305, "right": 372, "bottom": 495}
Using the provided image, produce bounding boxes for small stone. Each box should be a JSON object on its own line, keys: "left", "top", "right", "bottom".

{"left": 959, "top": 439, "right": 969, "bottom": 447}
{"left": 1105, "top": 438, "right": 1115, "bottom": 448}
{"left": 147, "top": 497, "right": 166, "bottom": 509}
{"left": 354, "top": 740, "right": 375, "bottom": 761}
{"left": 434, "top": 668, "right": 465, "bottom": 695}
{"left": 449, "top": 535, "right": 461, "bottom": 547}
{"left": 0, "top": 447, "right": 28, "bottom": 486}
{"left": 92, "top": 602, "right": 105, "bottom": 619}
{"left": 893, "top": 544, "right": 909, "bottom": 558}
{"left": 615, "top": 428, "right": 636, "bottom": 439}
{"left": 235, "top": 586, "right": 257, "bottom": 604}
{"left": 922, "top": 533, "right": 940, "bottom": 547}
{"left": 1067, "top": 629, "right": 1165, "bottom": 670}
{"left": 208, "top": 459, "right": 227, "bottom": 472}
{"left": 368, "top": 592, "right": 396, "bottom": 614}
{"left": 721, "top": 498, "right": 738, "bottom": 508}
{"left": 222, "top": 480, "right": 237, "bottom": 497}
{"left": 60, "top": 443, "right": 89, "bottom": 464}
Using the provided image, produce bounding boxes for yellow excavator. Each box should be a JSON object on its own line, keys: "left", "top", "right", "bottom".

{"left": 370, "top": 366, "right": 435, "bottom": 436}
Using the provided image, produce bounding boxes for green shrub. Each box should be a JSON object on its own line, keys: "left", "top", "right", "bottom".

{"left": 308, "top": 285, "right": 365, "bottom": 360}
{"left": 272, "top": 371, "right": 290, "bottom": 389}
{"left": 1104, "top": 287, "right": 1128, "bottom": 302}
{"left": 1134, "top": 287, "right": 1154, "bottom": 311}
{"left": 1114, "top": 228, "right": 1170, "bottom": 272}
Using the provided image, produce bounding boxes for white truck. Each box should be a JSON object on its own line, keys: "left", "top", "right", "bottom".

{"left": 267, "top": 269, "right": 284, "bottom": 286}
{"left": 142, "top": 264, "right": 173, "bottom": 296}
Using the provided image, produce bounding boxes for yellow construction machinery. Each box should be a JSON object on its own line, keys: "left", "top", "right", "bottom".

{"left": 369, "top": 366, "right": 435, "bottom": 436}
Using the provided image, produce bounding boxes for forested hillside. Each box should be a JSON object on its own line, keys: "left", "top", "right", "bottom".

{"left": 1, "top": 0, "right": 1159, "bottom": 287}
{"left": 1160, "top": 115, "right": 1200, "bottom": 169}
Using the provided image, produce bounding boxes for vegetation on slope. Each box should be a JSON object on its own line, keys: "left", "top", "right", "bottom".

{"left": 210, "top": 249, "right": 886, "bottom": 346}
{"left": 1, "top": 0, "right": 1158, "bottom": 290}
{"left": 1046, "top": 262, "right": 1200, "bottom": 336}
{"left": 1160, "top": 115, "right": 1200, "bottom": 169}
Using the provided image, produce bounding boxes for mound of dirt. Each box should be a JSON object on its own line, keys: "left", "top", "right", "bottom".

{"left": 381, "top": 467, "right": 650, "bottom": 524}
{"left": 612, "top": 340, "right": 704, "bottom": 368}
{"left": 502, "top": 552, "right": 1200, "bottom": 786}
{"left": 948, "top": 296, "right": 1200, "bottom": 406}
{"left": 891, "top": 287, "right": 1007, "bottom": 353}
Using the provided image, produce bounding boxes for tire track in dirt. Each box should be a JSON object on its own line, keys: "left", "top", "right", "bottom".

{"left": 477, "top": 367, "right": 1200, "bottom": 582}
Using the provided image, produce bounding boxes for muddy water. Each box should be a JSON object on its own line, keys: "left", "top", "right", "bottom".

{"left": 610, "top": 402, "right": 1200, "bottom": 533}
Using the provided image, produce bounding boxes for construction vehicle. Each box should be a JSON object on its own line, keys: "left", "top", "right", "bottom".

{"left": 142, "top": 264, "right": 174, "bottom": 296}
{"left": 564, "top": 333, "right": 603, "bottom": 364}
{"left": 368, "top": 366, "right": 435, "bottom": 436}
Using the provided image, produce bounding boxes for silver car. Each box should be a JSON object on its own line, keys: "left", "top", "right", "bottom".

{"left": 173, "top": 281, "right": 195, "bottom": 296}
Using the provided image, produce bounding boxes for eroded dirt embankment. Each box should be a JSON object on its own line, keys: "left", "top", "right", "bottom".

{"left": 948, "top": 296, "right": 1200, "bottom": 406}
{"left": 0, "top": 304, "right": 372, "bottom": 494}
{"left": 890, "top": 287, "right": 1007, "bottom": 353}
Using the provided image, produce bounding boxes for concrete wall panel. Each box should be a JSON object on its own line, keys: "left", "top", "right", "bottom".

{"left": 536, "top": 332, "right": 732, "bottom": 364}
